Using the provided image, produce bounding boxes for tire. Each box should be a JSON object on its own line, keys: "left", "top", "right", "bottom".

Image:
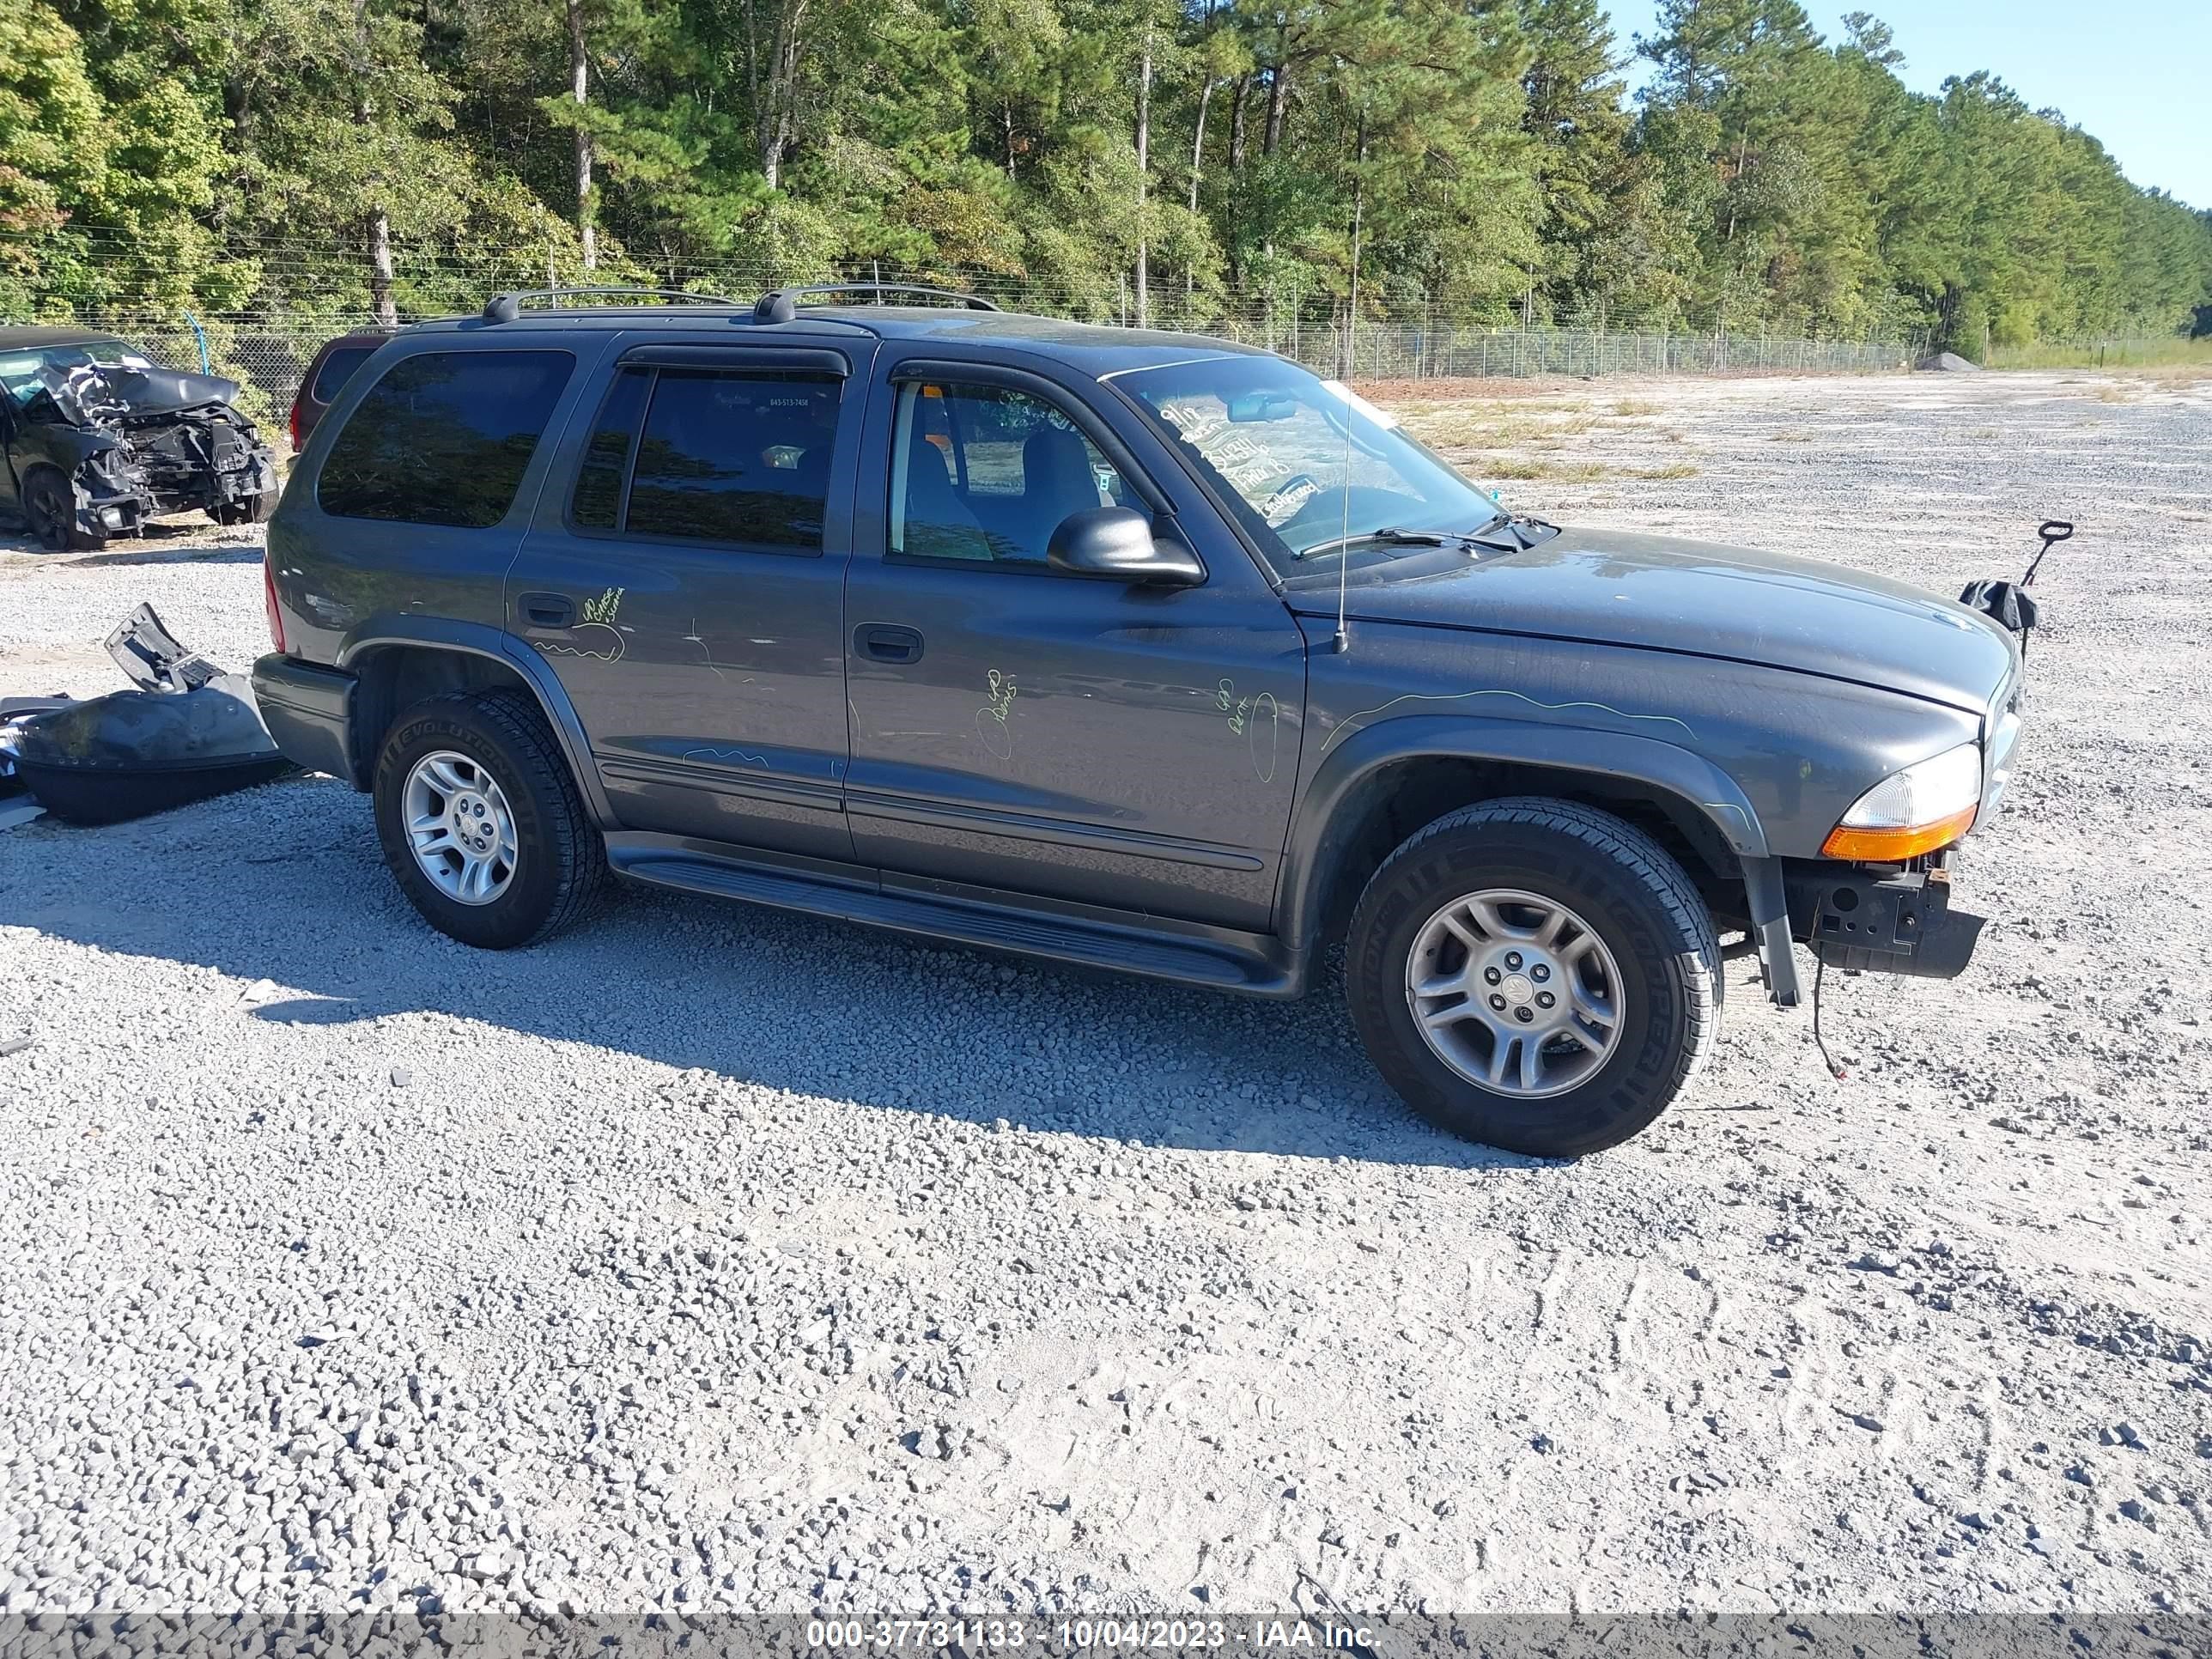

{"left": 21, "top": 467, "right": 103, "bottom": 552}
{"left": 373, "top": 690, "right": 605, "bottom": 949}
{"left": 216, "top": 485, "right": 279, "bottom": 526}
{"left": 1346, "top": 797, "right": 1721, "bottom": 1158}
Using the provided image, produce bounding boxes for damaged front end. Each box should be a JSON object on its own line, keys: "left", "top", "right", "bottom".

{"left": 21, "top": 362, "right": 278, "bottom": 546}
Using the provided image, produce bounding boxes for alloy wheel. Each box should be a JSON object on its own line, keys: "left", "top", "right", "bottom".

{"left": 1404, "top": 887, "right": 1625, "bottom": 1097}
{"left": 402, "top": 750, "right": 519, "bottom": 905}
{"left": 25, "top": 477, "right": 70, "bottom": 551}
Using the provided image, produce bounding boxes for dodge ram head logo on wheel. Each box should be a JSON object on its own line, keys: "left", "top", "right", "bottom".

{"left": 252, "top": 285, "right": 2027, "bottom": 1158}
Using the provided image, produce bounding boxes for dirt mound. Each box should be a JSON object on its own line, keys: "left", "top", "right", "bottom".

{"left": 1916, "top": 350, "right": 1982, "bottom": 372}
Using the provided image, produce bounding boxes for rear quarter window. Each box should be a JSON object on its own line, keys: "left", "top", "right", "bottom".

{"left": 308, "top": 345, "right": 378, "bottom": 405}
{"left": 318, "top": 349, "right": 574, "bottom": 528}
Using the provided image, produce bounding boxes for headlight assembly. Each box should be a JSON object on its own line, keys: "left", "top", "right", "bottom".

{"left": 1820, "top": 741, "right": 1981, "bottom": 860}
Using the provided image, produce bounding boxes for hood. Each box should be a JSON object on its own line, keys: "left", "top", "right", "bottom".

{"left": 34, "top": 363, "right": 243, "bottom": 427}
{"left": 1297, "top": 526, "right": 2016, "bottom": 714}
{"left": 103, "top": 365, "right": 244, "bottom": 414}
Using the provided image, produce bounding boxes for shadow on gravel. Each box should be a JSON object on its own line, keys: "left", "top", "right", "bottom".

{"left": 0, "top": 773, "right": 1533, "bottom": 1170}
{"left": 54, "top": 544, "right": 268, "bottom": 569}
{"left": 0, "top": 524, "right": 264, "bottom": 567}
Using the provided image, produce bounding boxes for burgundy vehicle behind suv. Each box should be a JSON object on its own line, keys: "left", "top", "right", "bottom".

{"left": 288, "top": 331, "right": 392, "bottom": 453}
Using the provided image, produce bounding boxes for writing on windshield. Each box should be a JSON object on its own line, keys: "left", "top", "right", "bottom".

{"left": 1115, "top": 356, "right": 1500, "bottom": 571}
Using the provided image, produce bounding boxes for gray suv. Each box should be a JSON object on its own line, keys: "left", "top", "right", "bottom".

{"left": 252, "top": 286, "right": 2025, "bottom": 1157}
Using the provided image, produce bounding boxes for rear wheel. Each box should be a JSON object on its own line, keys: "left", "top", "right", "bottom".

{"left": 21, "top": 468, "right": 102, "bottom": 552}
{"left": 373, "top": 690, "right": 605, "bottom": 948}
{"left": 1346, "top": 797, "right": 1721, "bottom": 1157}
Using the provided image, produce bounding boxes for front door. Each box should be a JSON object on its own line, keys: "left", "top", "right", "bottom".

{"left": 842, "top": 361, "right": 1307, "bottom": 929}
{"left": 513, "top": 338, "right": 870, "bottom": 862}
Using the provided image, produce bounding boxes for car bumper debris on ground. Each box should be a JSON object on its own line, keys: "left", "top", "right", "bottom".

{"left": 0, "top": 371, "right": 2205, "bottom": 1625}
{"left": 0, "top": 602, "right": 289, "bottom": 826}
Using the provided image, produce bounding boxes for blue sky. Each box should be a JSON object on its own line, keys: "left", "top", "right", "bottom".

{"left": 1600, "top": 0, "right": 2212, "bottom": 210}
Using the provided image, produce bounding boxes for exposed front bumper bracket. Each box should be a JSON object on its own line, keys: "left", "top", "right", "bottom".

{"left": 1788, "top": 862, "right": 1986, "bottom": 980}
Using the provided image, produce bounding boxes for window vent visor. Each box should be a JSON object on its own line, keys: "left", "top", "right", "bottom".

{"left": 617, "top": 345, "right": 848, "bottom": 377}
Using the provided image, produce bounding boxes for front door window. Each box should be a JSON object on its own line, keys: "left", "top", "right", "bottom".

{"left": 889, "top": 381, "right": 1131, "bottom": 566}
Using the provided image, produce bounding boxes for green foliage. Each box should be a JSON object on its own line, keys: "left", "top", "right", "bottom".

{"left": 0, "top": 0, "right": 2203, "bottom": 349}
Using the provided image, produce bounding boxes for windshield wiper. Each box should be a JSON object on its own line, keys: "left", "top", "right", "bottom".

{"left": 1495, "top": 513, "right": 1558, "bottom": 550}
{"left": 1295, "top": 515, "right": 1505, "bottom": 561}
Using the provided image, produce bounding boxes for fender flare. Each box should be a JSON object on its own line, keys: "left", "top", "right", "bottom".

{"left": 336, "top": 617, "right": 617, "bottom": 827}
{"left": 1276, "top": 712, "right": 1771, "bottom": 957}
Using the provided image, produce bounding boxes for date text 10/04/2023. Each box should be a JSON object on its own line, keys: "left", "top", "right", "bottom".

{"left": 805, "top": 1620, "right": 1377, "bottom": 1652}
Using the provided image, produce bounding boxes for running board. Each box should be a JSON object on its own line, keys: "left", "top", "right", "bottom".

{"left": 605, "top": 840, "right": 1298, "bottom": 997}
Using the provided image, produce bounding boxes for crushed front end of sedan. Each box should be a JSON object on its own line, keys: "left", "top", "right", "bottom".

{"left": 0, "top": 329, "right": 280, "bottom": 551}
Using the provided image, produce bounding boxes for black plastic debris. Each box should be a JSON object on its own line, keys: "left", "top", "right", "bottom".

{"left": 0, "top": 604, "right": 293, "bottom": 825}
{"left": 106, "top": 603, "right": 222, "bottom": 692}
{"left": 1958, "top": 577, "right": 2039, "bottom": 638}
{"left": 0, "top": 696, "right": 69, "bottom": 810}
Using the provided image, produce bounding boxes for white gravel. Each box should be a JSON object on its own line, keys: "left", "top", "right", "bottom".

{"left": 0, "top": 370, "right": 2206, "bottom": 1624}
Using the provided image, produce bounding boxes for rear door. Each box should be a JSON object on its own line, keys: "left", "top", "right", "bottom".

{"left": 513, "top": 337, "right": 872, "bottom": 863}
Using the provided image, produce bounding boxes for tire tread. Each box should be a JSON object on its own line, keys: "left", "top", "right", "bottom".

{"left": 1347, "top": 795, "right": 1722, "bottom": 1154}
{"left": 379, "top": 689, "right": 605, "bottom": 946}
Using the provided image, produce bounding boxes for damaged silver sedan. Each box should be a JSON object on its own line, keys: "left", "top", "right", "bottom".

{"left": 0, "top": 326, "right": 279, "bottom": 551}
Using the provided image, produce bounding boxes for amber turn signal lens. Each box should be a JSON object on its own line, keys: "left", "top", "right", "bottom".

{"left": 1820, "top": 804, "right": 1977, "bottom": 861}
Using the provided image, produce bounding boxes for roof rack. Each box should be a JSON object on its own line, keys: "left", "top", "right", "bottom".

{"left": 481, "top": 288, "right": 745, "bottom": 323}
{"left": 750, "top": 284, "right": 1001, "bottom": 324}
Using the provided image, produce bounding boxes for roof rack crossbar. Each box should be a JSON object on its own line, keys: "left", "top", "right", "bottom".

{"left": 751, "top": 284, "right": 1001, "bottom": 324}
{"left": 482, "top": 288, "right": 745, "bottom": 323}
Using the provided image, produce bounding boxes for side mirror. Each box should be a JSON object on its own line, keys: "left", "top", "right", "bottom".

{"left": 1047, "top": 506, "right": 1204, "bottom": 586}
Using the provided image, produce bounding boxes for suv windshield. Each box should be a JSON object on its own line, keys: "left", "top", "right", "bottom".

{"left": 1109, "top": 356, "right": 1503, "bottom": 574}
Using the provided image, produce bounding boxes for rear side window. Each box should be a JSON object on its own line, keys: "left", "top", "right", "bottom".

{"left": 567, "top": 366, "right": 841, "bottom": 553}
{"left": 308, "top": 345, "right": 377, "bottom": 405}
{"left": 319, "top": 350, "right": 574, "bottom": 528}
{"left": 569, "top": 368, "right": 651, "bottom": 530}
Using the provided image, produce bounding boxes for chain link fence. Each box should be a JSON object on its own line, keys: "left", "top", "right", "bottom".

{"left": 8, "top": 226, "right": 1938, "bottom": 414}
{"left": 1219, "top": 320, "right": 1915, "bottom": 382}
{"left": 113, "top": 316, "right": 1915, "bottom": 434}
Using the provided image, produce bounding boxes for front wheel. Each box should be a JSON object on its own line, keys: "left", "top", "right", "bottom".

{"left": 21, "top": 468, "right": 102, "bottom": 552}
{"left": 1346, "top": 798, "right": 1721, "bottom": 1157}
{"left": 373, "top": 690, "right": 605, "bottom": 949}
{"left": 215, "top": 486, "right": 278, "bottom": 526}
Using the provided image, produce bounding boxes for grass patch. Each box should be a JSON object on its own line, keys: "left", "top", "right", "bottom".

{"left": 2135, "top": 360, "right": 2212, "bottom": 384}
{"left": 1407, "top": 410, "right": 1595, "bottom": 448}
{"left": 1477, "top": 458, "right": 1698, "bottom": 483}
{"left": 1481, "top": 458, "right": 1607, "bottom": 482}
{"left": 1984, "top": 337, "right": 2212, "bottom": 372}
{"left": 1770, "top": 430, "right": 1816, "bottom": 443}
{"left": 1609, "top": 398, "right": 1662, "bottom": 416}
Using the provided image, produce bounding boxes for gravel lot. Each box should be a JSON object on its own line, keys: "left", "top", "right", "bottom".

{"left": 0, "top": 369, "right": 2207, "bottom": 1626}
